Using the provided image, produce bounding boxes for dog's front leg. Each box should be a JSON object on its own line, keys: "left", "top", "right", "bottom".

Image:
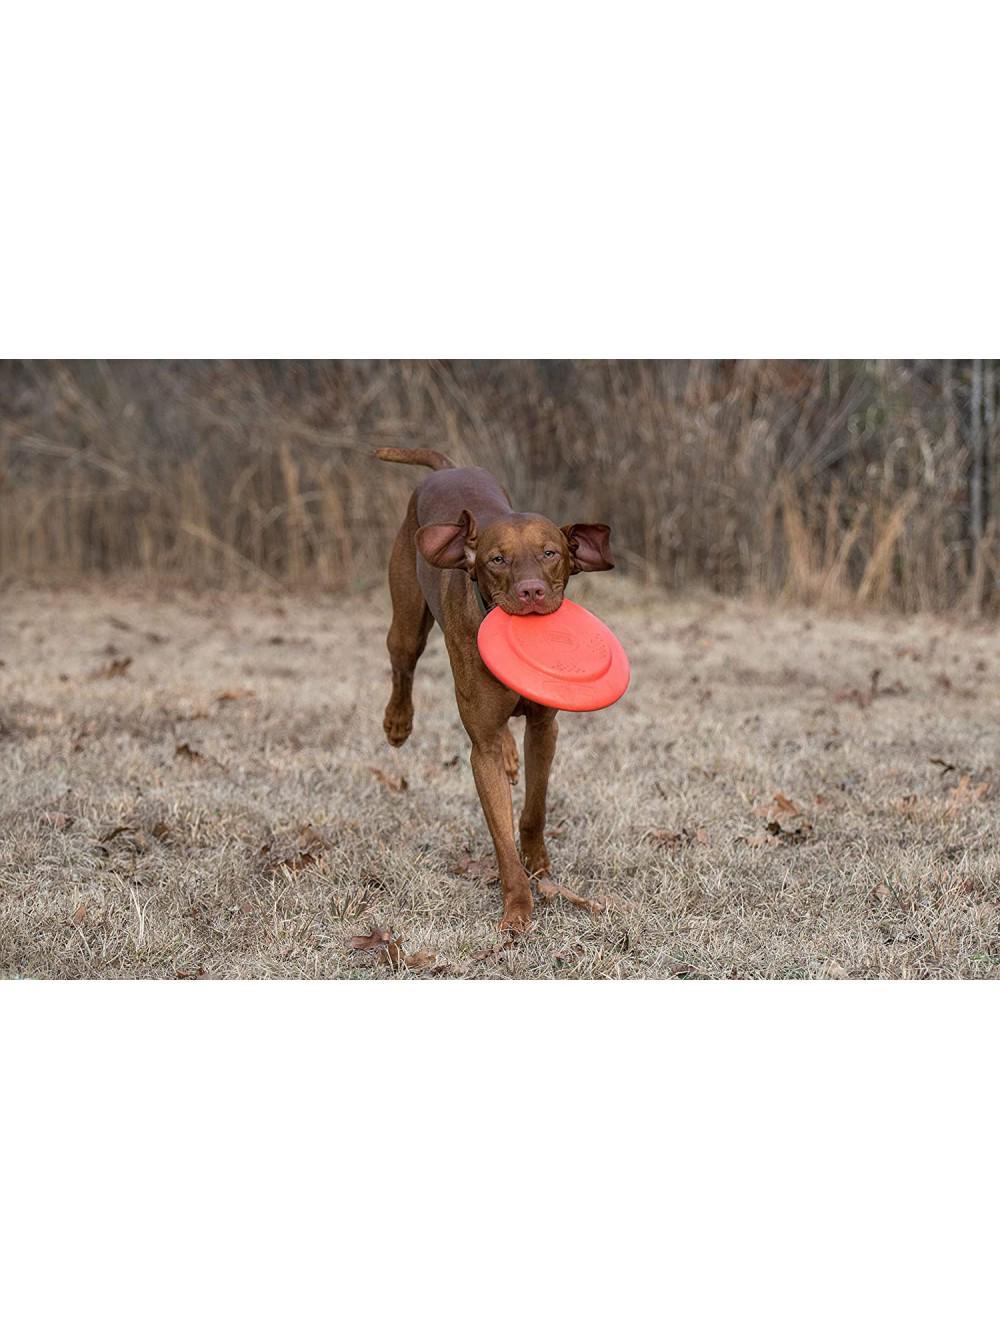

{"left": 519, "top": 705, "right": 558, "bottom": 876}
{"left": 469, "top": 736, "right": 533, "bottom": 933}
{"left": 455, "top": 677, "right": 532, "bottom": 933}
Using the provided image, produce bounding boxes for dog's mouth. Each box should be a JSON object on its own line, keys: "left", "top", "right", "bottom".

{"left": 493, "top": 593, "right": 564, "bottom": 617}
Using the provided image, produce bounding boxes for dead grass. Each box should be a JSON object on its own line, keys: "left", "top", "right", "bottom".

{"left": 3, "top": 360, "right": 998, "bottom": 612}
{"left": 1, "top": 576, "right": 998, "bottom": 979}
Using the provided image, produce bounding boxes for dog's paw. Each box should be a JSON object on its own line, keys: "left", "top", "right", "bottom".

{"left": 519, "top": 838, "right": 550, "bottom": 878}
{"left": 498, "top": 901, "right": 533, "bottom": 935}
{"left": 382, "top": 704, "right": 413, "bottom": 748}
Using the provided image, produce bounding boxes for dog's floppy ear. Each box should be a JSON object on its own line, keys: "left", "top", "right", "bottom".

{"left": 416, "top": 509, "right": 478, "bottom": 570}
{"left": 561, "top": 522, "right": 614, "bottom": 573}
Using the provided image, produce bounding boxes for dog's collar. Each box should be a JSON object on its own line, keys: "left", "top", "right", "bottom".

{"left": 470, "top": 577, "right": 493, "bottom": 617}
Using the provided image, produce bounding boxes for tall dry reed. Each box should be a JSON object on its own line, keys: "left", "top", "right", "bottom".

{"left": 0, "top": 359, "right": 996, "bottom": 612}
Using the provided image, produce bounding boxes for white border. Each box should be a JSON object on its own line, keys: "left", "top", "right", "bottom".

{"left": 3, "top": 5, "right": 999, "bottom": 1333}
{"left": 4, "top": 3, "right": 999, "bottom": 353}
{"left": 4, "top": 984, "right": 999, "bottom": 1337}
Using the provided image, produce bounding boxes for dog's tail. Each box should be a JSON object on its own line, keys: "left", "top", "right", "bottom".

{"left": 374, "top": 446, "right": 455, "bottom": 471}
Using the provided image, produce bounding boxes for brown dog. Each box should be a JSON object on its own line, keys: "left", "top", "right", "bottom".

{"left": 375, "top": 446, "right": 614, "bottom": 932}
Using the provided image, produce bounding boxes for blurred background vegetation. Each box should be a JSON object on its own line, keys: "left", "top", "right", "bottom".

{"left": 1, "top": 359, "right": 997, "bottom": 612}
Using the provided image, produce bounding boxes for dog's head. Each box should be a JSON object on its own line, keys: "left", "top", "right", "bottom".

{"left": 416, "top": 511, "right": 614, "bottom": 615}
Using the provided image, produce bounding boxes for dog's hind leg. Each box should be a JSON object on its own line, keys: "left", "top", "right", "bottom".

{"left": 383, "top": 499, "right": 434, "bottom": 748}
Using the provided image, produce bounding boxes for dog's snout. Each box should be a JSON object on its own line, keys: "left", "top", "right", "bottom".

{"left": 515, "top": 579, "right": 547, "bottom": 605}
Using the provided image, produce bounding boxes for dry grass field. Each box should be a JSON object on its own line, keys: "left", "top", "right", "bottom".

{"left": 2, "top": 576, "right": 998, "bottom": 979}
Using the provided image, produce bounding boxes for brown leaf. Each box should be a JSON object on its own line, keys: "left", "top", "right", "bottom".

{"left": 99, "top": 824, "right": 134, "bottom": 843}
{"left": 743, "top": 831, "right": 783, "bottom": 848}
{"left": 368, "top": 767, "right": 408, "bottom": 792}
{"left": 645, "top": 826, "right": 709, "bottom": 849}
{"left": 216, "top": 688, "right": 256, "bottom": 703}
{"left": 260, "top": 822, "right": 333, "bottom": 872}
{"left": 450, "top": 854, "right": 500, "bottom": 882}
{"left": 151, "top": 821, "right": 172, "bottom": 841}
{"left": 347, "top": 926, "right": 389, "bottom": 949}
{"left": 753, "top": 792, "right": 801, "bottom": 820}
{"left": 868, "top": 881, "right": 914, "bottom": 910}
{"left": 946, "top": 773, "right": 990, "bottom": 813}
{"left": 41, "top": 810, "right": 74, "bottom": 830}
{"left": 771, "top": 792, "right": 799, "bottom": 815}
{"left": 668, "top": 961, "right": 704, "bottom": 979}
{"left": 92, "top": 656, "right": 133, "bottom": 679}
{"left": 430, "top": 962, "right": 461, "bottom": 977}
{"left": 175, "top": 742, "right": 204, "bottom": 762}
{"left": 71, "top": 902, "right": 88, "bottom": 926}
{"left": 348, "top": 925, "right": 404, "bottom": 970}
{"left": 553, "top": 940, "right": 584, "bottom": 964}
{"left": 471, "top": 943, "right": 508, "bottom": 964}
{"left": 403, "top": 948, "right": 437, "bottom": 971}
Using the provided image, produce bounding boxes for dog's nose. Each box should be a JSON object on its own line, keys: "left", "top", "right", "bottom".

{"left": 515, "top": 579, "right": 547, "bottom": 605}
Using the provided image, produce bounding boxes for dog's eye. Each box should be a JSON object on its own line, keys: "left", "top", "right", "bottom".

{"left": 543, "top": 548, "right": 558, "bottom": 559}
{"left": 489, "top": 554, "right": 505, "bottom": 565}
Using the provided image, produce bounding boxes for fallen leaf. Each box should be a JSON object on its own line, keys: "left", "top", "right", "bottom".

{"left": 450, "top": 854, "right": 500, "bottom": 881}
{"left": 753, "top": 792, "right": 801, "bottom": 820}
{"left": 430, "top": 962, "right": 461, "bottom": 977}
{"left": 403, "top": 948, "right": 437, "bottom": 971}
{"left": 368, "top": 766, "right": 408, "bottom": 792}
{"left": 868, "top": 881, "right": 915, "bottom": 910}
{"left": 216, "top": 688, "right": 256, "bottom": 703}
{"left": 553, "top": 941, "right": 584, "bottom": 964}
{"left": 175, "top": 742, "right": 204, "bottom": 762}
{"left": 41, "top": 811, "right": 74, "bottom": 830}
{"left": 946, "top": 773, "right": 990, "bottom": 813}
{"left": 771, "top": 792, "right": 799, "bottom": 816}
{"left": 348, "top": 925, "right": 403, "bottom": 969}
{"left": 743, "top": 831, "right": 783, "bottom": 848}
{"left": 471, "top": 943, "right": 508, "bottom": 964}
{"left": 348, "top": 927, "right": 392, "bottom": 951}
{"left": 92, "top": 656, "right": 133, "bottom": 679}
{"left": 645, "top": 826, "right": 709, "bottom": 849}
{"left": 260, "top": 822, "right": 333, "bottom": 872}
{"left": 668, "top": 961, "right": 704, "bottom": 979}
{"left": 71, "top": 902, "right": 88, "bottom": 926}
{"left": 99, "top": 824, "right": 134, "bottom": 843}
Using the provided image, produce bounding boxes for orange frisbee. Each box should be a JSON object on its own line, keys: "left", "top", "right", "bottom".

{"left": 477, "top": 598, "right": 630, "bottom": 712}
